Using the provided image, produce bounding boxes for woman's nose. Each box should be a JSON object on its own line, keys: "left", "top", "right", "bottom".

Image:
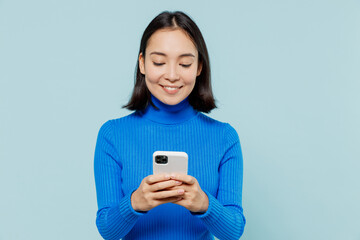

{"left": 165, "top": 64, "right": 180, "bottom": 81}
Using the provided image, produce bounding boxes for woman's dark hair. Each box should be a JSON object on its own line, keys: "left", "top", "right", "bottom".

{"left": 122, "top": 11, "right": 216, "bottom": 113}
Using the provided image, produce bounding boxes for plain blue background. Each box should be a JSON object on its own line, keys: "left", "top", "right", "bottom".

{"left": 1, "top": 0, "right": 359, "bottom": 239}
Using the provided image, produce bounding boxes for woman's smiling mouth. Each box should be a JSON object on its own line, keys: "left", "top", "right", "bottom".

{"left": 160, "top": 84, "right": 183, "bottom": 94}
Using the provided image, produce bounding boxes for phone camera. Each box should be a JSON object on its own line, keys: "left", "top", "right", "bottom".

{"left": 155, "top": 155, "right": 168, "bottom": 164}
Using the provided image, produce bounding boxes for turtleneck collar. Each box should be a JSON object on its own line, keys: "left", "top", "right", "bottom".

{"left": 139, "top": 94, "right": 198, "bottom": 125}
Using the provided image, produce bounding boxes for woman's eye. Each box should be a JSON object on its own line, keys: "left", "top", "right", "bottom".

{"left": 181, "top": 64, "right": 192, "bottom": 68}
{"left": 153, "top": 62, "right": 164, "bottom": 66}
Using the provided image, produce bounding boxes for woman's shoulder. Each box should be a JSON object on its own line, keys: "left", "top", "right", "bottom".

{"left": 197, "top": 112, "right": 232, "bottom": 126}
{"left": 197, "top": 113, "right": 240, "bottom": 137}
{"left": 97, "top": 111, "right": 140, "bottom": 130}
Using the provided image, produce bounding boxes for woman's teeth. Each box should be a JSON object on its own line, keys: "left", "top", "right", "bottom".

{"left": 164, "top": 86, "right": 179, "bottom": 90}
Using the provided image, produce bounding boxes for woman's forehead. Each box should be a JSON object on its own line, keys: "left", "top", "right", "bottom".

{"left": 146, "top": 29, "right": 198, "bottom": 57}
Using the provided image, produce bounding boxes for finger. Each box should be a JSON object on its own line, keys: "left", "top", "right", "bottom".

{"left": 164, "top": 184, "right": 191, "bottom": 192}
{"left": 157, "top": 196, "right": 183, "bottom": 203}
{"left": 149, "top": 196, "right": 182, "bottom": 209}
{"left": 171, "top": 197, "right": 186, "bottom": 207}
{"left": 170, "top": 173, "right": 195, "bottom": 185}
{"left": 152, "top": 188, "right": 185, "bottom": 199}
{"left": 146, "top": 173, "right": 171, "bottom": 184}
{"left": 149, "top": 180, "right": 182, "bottom": 192}
{"left": 152, "top": 197, "right": 183, "bottom": 207}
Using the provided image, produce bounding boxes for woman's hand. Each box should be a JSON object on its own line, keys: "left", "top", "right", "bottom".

{"left": 169, "top": 173, "right": 209, "bottom": 213}
{"left": 131, "top": 173, "right": 185, "bottom": 212}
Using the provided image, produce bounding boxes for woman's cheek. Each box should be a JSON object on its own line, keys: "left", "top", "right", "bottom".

{"left": 183, "top": 71, "right": 197, "bottom": 84}
{"left": 146, "top": 68, "right": 163, "bottom": 83}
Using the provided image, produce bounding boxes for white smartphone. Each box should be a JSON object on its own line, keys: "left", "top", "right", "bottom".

{"left": 153, "top": 151, "right": 188, "bottom": 175}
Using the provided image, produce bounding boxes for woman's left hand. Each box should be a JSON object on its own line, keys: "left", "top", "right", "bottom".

{"left": 168, "top": 173, "right": 209, "bottom": 213}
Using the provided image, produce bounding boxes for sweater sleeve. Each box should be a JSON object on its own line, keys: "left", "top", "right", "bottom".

{"left": 94, "top": 120, "right": 145, "bottom": 240}
{"left": 191, "top": 123, "right": 246, "bottom": 240}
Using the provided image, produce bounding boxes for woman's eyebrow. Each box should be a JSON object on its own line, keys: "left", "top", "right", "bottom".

{"left": 150, "top": 51, "right": 195, "bottom": 58}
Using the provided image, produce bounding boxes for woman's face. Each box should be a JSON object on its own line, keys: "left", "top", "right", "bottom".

{"left": 139, "top": 28, "right": 202, "bottom": 106}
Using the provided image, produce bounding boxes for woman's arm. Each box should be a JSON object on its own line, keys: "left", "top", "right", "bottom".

{"left": 94, "top": 120, "right": 144, "bottom": 240}
{"left": 192, "top": 123, "right": 246, "bottom": 240}
{"left": 172, "top": 123, "right": 246, "bottom": 240}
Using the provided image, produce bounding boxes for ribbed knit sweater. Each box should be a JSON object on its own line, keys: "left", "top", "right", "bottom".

{"left": 94, "top": 93, "right": 246, "bottom": 240}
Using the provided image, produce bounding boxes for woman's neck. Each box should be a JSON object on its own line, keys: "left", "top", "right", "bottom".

{"left": 139, "top": 94, "right": 198, "bottom": 125}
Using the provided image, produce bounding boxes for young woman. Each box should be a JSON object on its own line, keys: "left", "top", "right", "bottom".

{"left": 94, "top": 11, "right": 246, "bottom": 240}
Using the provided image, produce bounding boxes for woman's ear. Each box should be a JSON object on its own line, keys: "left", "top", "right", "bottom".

{"left": 139, "top": 52, "right": 145, "bottom": 74}
{"left": 196, "top": 61, "right": 203, "bottom": 76}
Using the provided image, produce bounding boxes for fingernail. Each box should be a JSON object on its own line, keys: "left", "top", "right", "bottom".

{"left": 165, "top": 174, "right": 170, "bottom": 179}
{"left": 176, "top": 181, "right": 182, "bottom": 185}
{"left": 170, "top": 173, "right": 176, "bottom": 179}
{"left": 178, "top": 189, "right": 184, "bottom": 194}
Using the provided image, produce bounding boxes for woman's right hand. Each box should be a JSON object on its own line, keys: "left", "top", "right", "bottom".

{"left": 131, "top": 173, "right": 185, "bottom": 212}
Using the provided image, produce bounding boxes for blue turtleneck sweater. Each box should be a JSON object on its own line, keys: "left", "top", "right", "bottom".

{"left": 94, "top": 94, "right": 246, "bottom": 240}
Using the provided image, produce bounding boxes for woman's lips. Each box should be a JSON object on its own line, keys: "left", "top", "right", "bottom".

{"left": 160, "top": 85, "right": 182, "bottom": 94}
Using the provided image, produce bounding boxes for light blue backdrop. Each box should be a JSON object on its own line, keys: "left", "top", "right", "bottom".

{"left": 1, "top": 0, "right": 359, "bottom": 239}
